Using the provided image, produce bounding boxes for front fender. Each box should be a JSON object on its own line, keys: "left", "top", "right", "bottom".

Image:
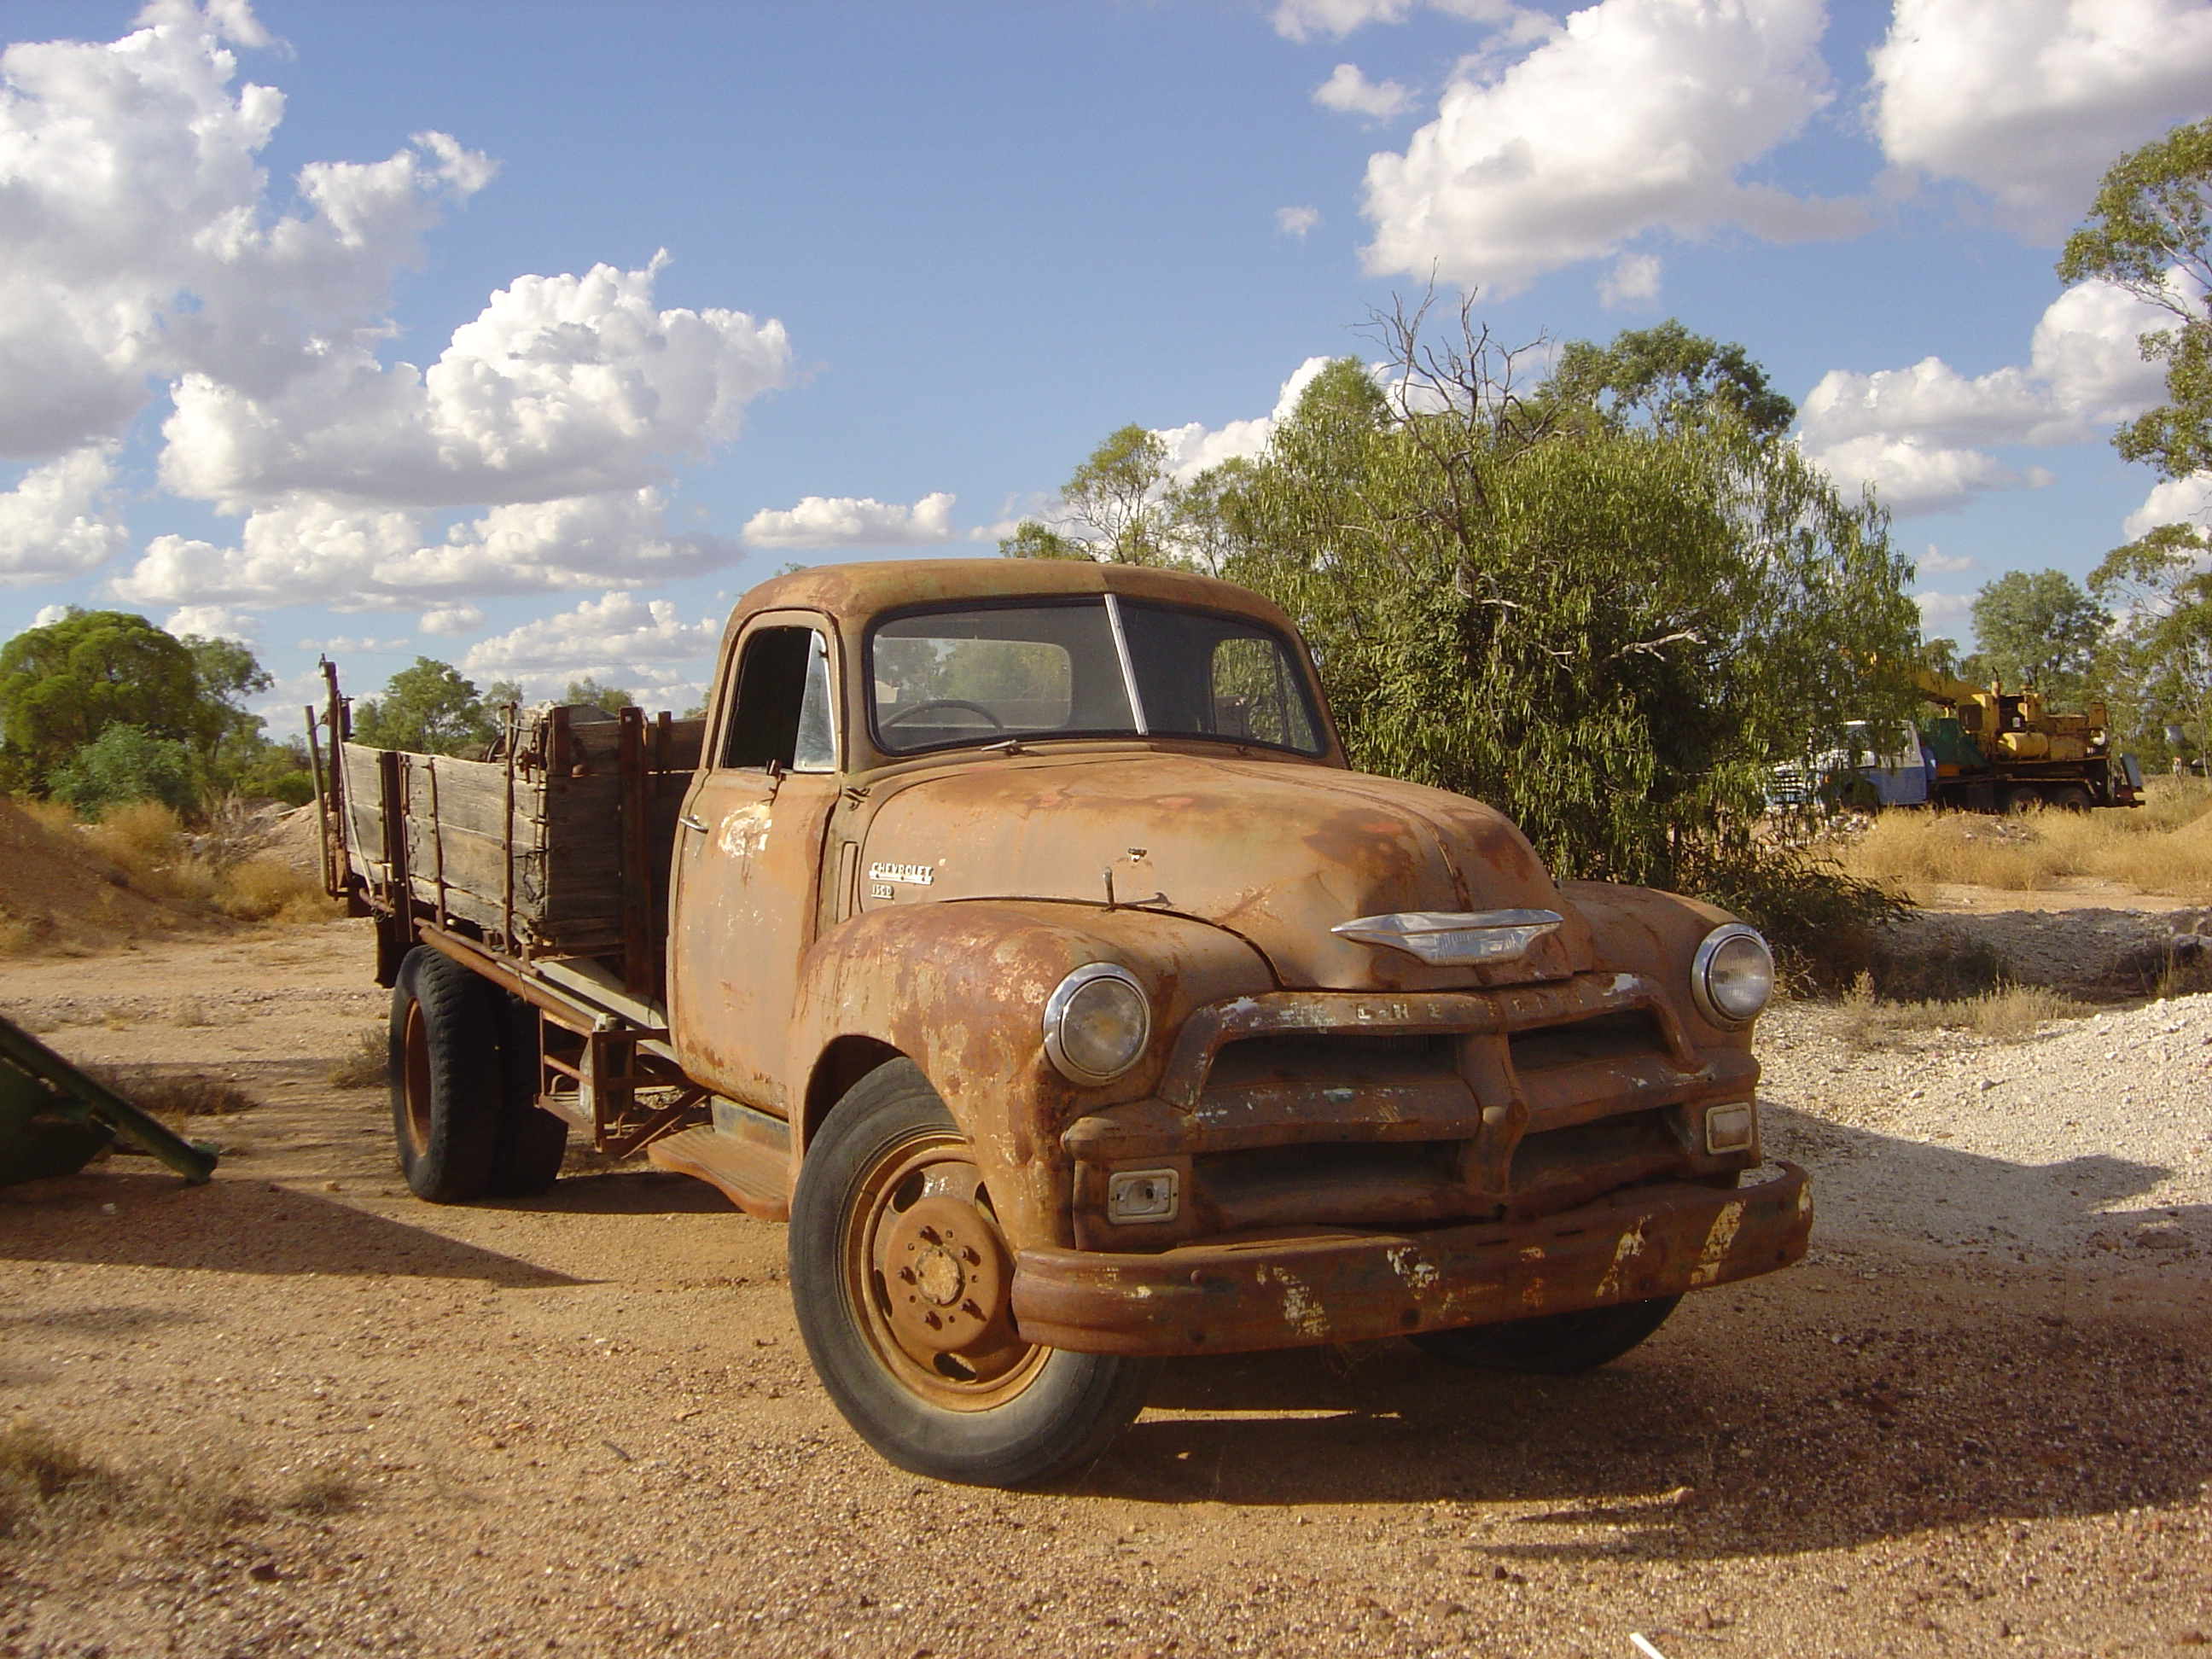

{"left": 784, "top": 899, "right": 1272, "bottom": 1249}
{"left": 1559, "top": 881, "right": 1755, "bottom": 1053}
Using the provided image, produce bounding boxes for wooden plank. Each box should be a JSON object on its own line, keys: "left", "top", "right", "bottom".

{"left": 400, "top": 756, "right": 545, "bottom": 841}
{"left": 562, "top": 714, "right": 706, "bottom": 774}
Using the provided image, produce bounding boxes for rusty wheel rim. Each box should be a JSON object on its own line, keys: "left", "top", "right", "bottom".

{"left": 399, "top": 1000, "right": 433, "bottom": 1160}
{"left": 846, "top": 1126, "right": 1045, "bottom": 1412}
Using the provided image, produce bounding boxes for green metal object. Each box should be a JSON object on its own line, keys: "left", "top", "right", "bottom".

{"left": 1922, "top": 715, "right": 1988, "bottom": 771}
{"left": 0, "top": 1012, "right": 218, "bottom": 1186}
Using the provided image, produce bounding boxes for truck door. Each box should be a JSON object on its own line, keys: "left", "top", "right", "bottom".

{"left": 668, "top": 614, "right": 842, "bottom": 1114}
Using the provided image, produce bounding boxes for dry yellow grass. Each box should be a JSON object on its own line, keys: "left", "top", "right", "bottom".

{"left": 1837, "top": 973, "right": 2092, "bottom": 1048}
{"left": 42, "top": 800, "right": 339, "bottom": 925}
{"left": 1830, "top": 778, "right": 2212, "bottom": 901}
{"left": 327, "top": 1027, "right": 387, "bottom": 1089}
{"left": 212, "top": 856, "right": 335, "bottom": 923}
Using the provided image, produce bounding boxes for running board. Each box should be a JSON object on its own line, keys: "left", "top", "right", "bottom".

{"left": 647, "top": 1099, "right": 790, "bottom": 1222}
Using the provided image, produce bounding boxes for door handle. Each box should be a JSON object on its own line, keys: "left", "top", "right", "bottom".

{"left": 678, "top": 814, "right": 707, "bottom": 833}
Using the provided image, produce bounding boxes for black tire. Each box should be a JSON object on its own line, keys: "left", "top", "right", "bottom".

{"left": 388, "top": 946, "right": 502, "bottom": 1203}
{"left": 1410, "top": 1295, "right": 1682, "bottom": 1375}
{"left": 486, "top": 992, "right": 566, "bottom": 1196}
{"left": 2050, "top": 785, "right": 2093, "bottom": 813}
{"left": 788, "top": 1059, "right": 1158, "bottom": 1487}
{"left": 2002, "top": 786, "right": 2045, "bottom": 814}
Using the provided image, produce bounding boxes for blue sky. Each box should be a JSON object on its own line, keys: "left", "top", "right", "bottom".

{"left": 0, "top": 0, "right": 2207, "bottom": 723}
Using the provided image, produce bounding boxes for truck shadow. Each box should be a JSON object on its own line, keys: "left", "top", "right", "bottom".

{"left": 0, "top": 1171, "right": 579, "bottom": 1286}
{"left": 1086, "top": 1113, "right": 2209, "bottom": 1558}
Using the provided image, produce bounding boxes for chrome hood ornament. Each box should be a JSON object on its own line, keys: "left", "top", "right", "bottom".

{"left": 1330, "top": 908, "right": 1565, "bottom": 968}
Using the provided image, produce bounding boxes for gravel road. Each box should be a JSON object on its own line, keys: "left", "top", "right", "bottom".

{"left": 2, "top": 919, "right": 2208, "bottom": 1659}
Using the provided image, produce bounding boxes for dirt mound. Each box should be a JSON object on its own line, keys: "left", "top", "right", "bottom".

{"left": 0, "top": 800, "right": 210, "bottom": 953}
{"left": 260, "top": 804, "right": 327, "bottom": 876}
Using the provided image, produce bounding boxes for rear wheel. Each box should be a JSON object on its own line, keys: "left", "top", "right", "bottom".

{"left": 486, "top": 992, "right": 566, "bottom": 1196}
{"left": 788, "top": 1060, "right": 1157, "bottom": 1487}
{"left": 1410, "top": 1295, "right": 1681, "bottom": 1374}
{"left": 2002, "top": 786, "right": 2045, "bottom": 814}
{"left": 389, "top": 946, "right": 501, "bottom": 1202}
{"left": 2050, "top": 785, "right": 2093, "bottom": 813}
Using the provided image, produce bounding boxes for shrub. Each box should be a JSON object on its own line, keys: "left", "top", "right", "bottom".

{"left": 49, "top": 725, "right": 196, "bottom": 817}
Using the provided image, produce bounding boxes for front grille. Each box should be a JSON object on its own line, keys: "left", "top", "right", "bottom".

{"left": 1208, "top": 1032, "right": 1457, "bottom": 1086}
{"left": 1509, "top": 1109, "right": 1683, "bottom": 1213}
{"left": 1507, "top": 1007, "right": 1671, "bottom": 1073}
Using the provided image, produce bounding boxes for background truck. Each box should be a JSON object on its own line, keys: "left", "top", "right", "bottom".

{"left": 1774, "top": 670, "right": 2145, "bottom": 816}
{"left": 317, "top": 559, "right": 1812, "bottom": 1487}
{"left": 1908, "top": 668, "right": 2143, "bottom": 812}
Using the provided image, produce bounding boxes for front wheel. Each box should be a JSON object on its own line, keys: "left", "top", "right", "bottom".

{"left": 788, "top": 1060, "right": 1157, "bottom": 1487}
{"left": 1410, "top": 1295, "right": 1681, "bottom": 1374}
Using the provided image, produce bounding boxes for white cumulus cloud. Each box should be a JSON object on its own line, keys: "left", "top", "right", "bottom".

{"left": 113, "top": 485, "right": 740, "bottom": 610}
{"left": 1314, "top": 63, "right": 1415, "bottom": 119}
{"left": 1915, "top": 591, "right": 1975, "bottom": 629}
{"left": 1153, "top": 358, "right": 1336, "bottom": 483}
{"left": 1916, "top": 547, "right": 1976, "bottom": 577}
{"left": 460, "top": 591, "right": 721, "bottom": 696}
{"left": 1277, "top": 205, "right": 1323, "bottom": 238}
{"left": 742, "top": 492, "right": 961, "bottom": 550}
{"left": 157, "top": 256, "right": 789, "bottom": 513}
{"left": 1598, "top": 252, "right": 1662, "bottom": 309}
{"left": 1869, "top": 0, "right": 2212, "bottom": 239}
{"left": 2124, "top": 472, "right": 2212, "bottom": 540}
{"left": 1798, "top": 276, "right": 2176, "bottom": 515}
{"left": 0, "top": 3, "right": 788, "bottom": 610}
{"left": 418, "top": 604, "right": 482, "bottom": 637}
{"left": 1272, "top": 0, "right": 1545, "bottom": 39}
{"left": 160, "top": 603, "right": 257, "bottom": 641}
{"left": 0, "top": 447, "right": 125, "bottom": 584}
{"left": 1360, "top": 0, "right": 1863, "bottom": 295}
{"left": 0, "top": 7, "right": 492, "bottom": 460}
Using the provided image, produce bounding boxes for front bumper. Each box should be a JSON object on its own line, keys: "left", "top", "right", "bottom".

{"left": 1012, "top": 1162, "right": 1811, "bottom": 1355}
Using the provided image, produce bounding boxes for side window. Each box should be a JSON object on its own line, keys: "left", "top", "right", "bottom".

{"left": 721, "top": 626, "right": 837, "bottom": 771}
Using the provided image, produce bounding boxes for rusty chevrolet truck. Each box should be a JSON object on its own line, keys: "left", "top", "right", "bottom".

{"left": 317, "top": 558, "right": 1811, "bottom": 1487}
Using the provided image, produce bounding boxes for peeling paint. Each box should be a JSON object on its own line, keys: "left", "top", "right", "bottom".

{"left": 1385, "top": 1244, "right": 1441, "bottom": 1293}
{"left": 1258, "top": 1265, "right": 1332, "bottom": 1340}
{"left": 1687, "top": 1199, "right": 1746, "bottom": 1287}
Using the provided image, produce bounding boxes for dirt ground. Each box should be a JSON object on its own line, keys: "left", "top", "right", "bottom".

{"left": 3, "top": 909, "right": 2209, "bottom": 1659}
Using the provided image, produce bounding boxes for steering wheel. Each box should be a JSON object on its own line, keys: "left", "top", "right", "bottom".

{"left": 881, "top": 698, "right": 1006, "bottom": 731}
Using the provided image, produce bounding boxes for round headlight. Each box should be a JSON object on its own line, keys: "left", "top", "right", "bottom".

{"left": 1691, "top": 923, "right": 1774, "bottom": 1026}
{"left": 1042, "top": 963, "right": 1150, "bottom": 1085}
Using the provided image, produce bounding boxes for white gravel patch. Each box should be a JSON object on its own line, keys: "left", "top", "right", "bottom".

{"left": 1756, "top": 990, "right": 2212, "bottom": 1266}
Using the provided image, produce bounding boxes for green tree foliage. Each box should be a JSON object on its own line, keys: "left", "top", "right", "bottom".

{"left": 1538, "top": 318, "right": 1797, "bottom": 441}
{"left": 350, "top": 659, "right": 498, "bottom": 755}
{"left": 562, "top": 677, "right": 634, "bottom": 713}
{"left": 2090, "top": 523, "right": 2212, "bottom": 762}
{"left": 180, "top": 633, "right": 276, "bottom": 781}
{"left": 0, "top": 608, "right": 314, "bottom": 809}
{"left": 232, "top": 741, "right": 317, "bottom": 807}
{"left": 49, "top": 724, "right": 197, "bottom": 817}
{"left": 2058, "top": 119, "right": 2212, "bottom": 480}
{"left": 1008, "top": 314, "right": 1918, "bottom": 905}
{"left": 0, "top": 609, "right": 202, "bottom": 791}
{"left": 1966, "top": 569, "right": 2110, "bottom": 707}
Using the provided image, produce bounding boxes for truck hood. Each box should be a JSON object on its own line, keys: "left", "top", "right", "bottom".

{"left": 854, "top": 750, "right": 1595, "bottom": 990}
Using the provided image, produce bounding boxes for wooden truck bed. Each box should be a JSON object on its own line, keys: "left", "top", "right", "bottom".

{"left": 330, "top": 704, "right": 705, "bottom": 993}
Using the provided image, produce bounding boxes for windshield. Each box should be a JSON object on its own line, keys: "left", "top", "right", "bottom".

{"left": 868, "top": 596, "right": 1324, "bottom": 758}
